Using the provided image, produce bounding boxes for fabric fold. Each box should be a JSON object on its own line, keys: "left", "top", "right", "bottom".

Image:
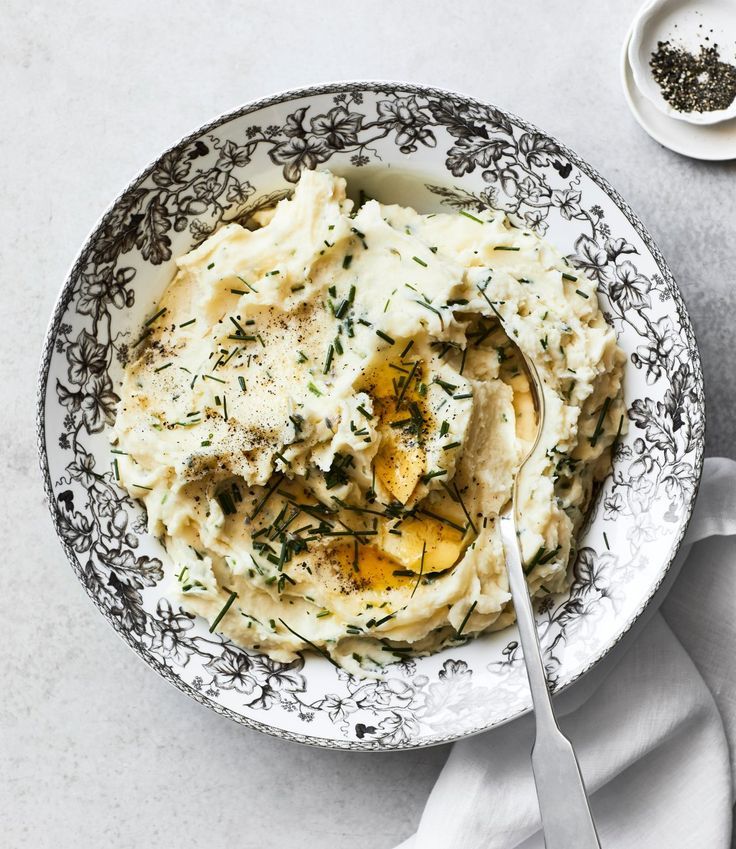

{"left": 395, "top": 457, "right": 736, "bottom": 849}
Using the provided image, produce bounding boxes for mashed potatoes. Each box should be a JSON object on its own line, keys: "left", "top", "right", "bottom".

{"left": 111, "top": 170, "right": 625, "bottom": 673}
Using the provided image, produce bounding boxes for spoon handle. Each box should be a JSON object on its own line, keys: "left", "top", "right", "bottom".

{"left": 500, "top": 511, "right": 601, "bottom": 849}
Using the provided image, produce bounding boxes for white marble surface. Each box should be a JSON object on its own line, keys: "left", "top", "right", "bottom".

{"left": 2, "top": 1, "right": 734, "bottom": 847}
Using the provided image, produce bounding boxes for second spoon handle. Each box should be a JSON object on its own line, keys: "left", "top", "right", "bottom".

{"left": 499, "top": 510, "right": 601, "bottom": 849}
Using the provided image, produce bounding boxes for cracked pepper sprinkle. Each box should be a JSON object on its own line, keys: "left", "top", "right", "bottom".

{"left": 649, "top": 41, "right": 736, "bottom": 113}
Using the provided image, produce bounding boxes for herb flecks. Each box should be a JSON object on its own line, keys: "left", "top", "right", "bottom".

{"left": 209, "top": 589, "right": 238, "bottom": 633}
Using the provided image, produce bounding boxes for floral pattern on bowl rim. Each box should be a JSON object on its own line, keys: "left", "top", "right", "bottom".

{"left": 37, "top": 82, "right": 705, "bottom": 750}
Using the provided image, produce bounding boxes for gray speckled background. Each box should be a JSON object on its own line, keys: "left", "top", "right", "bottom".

{"left": 1, "top": 1, "right": 733, "bottom": 847}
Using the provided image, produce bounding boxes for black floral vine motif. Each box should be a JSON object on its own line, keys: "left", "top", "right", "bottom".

{"left": 428, "top": 135, "right": 701, "bottom": 676}
{"left": 40, "top": 85, "right": 704, "bottom": 747}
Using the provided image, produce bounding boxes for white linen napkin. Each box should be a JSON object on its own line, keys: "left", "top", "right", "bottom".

{"left": 395, "top": 457, "right": 736, "bottom": 849}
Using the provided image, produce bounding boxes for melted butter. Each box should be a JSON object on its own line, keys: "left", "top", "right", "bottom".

{"left": 379, "top": 514, "right": 466, "bottom": 572}
{"left": 359, "top": 352, "right": 431, "bottom": 505}
{"left": 331, "top": 541, "right": 413, "bottom": 591}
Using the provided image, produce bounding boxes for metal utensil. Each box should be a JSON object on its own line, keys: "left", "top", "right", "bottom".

{"left": 499, "top": 348, "right": 601, "bottom": 849}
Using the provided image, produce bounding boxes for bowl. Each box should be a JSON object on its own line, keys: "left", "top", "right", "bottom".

{"left": 37, "top": 82, "right": 705, "bottom": 750}
{"left": 628, "top": 0, "right": 736, "bottom": 125}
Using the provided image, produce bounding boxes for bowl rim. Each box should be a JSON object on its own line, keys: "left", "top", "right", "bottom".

{"left": 35, "top": 80, "right": 706, "bottom": 750}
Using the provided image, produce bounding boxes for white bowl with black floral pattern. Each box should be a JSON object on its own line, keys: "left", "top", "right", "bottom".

{"left": 37, "top": 83, "right": 705, "bottom": 750}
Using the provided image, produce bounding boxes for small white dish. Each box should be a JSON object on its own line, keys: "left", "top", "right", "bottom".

{"left": 622, "top": 29, "right": 736, "bottom": 160}
{"left": 628, "top": 0, "right": 736, "bottom": 125}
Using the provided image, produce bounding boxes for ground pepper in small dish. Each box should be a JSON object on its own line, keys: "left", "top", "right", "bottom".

{"left": 649, "top": 40, "right": 736, "bottom": 113}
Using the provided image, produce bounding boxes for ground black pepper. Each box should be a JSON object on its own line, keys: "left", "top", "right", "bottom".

{"left": 649, "top": 41, "right": 736, "bottom": 113}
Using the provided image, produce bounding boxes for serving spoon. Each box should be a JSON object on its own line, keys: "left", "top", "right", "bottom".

{"left": 498, "top": 348, "right": 601, "bottom": 849}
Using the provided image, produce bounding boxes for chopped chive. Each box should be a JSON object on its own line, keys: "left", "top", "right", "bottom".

{"left": 308, "top": 382, "right": 322, "bottom": 396}
{"left": 316, "top": 610, "right": 332, "bottom": 619}
{"left": 296, "top": 351, "right": 308, "bottom": 363}
{"left": 144, "top": 307, "right": 167, "bottom": 327}
{"left": 453, "top": 392, "right": 472, "bottom": 400}
{"left": 250, "top": 474, "right": 284, "bottom": 520}
{"left": 375, "top": 329, "right": 395, "bottom": 345}
{"left": 590, "top": 396, "right": 612, "bottom": 447}
{"left": 443, "top": 481, "right": 477, "bottom": 535}
{"left": 540, "top": 336, "right": 548, "bottom": 351}
{"left": 372, "top": 610, "right": 399, "bottom": 628}
{"left": 274, "top": 450, "right": 291, "bottom": 468}
{"left": 459, "top": 210, "right": 484, "bottom": 224}
{"left": 525, "top": 545, "right": 547, "bottom": 573}
{"left": 111, "top": 458, "right": 120, "bottom": 480}
{"left": 133, "top": 483, "right": 153, "bottom": 491}
{"left": 421, "top": 469, "right": 447, "bottom": 483}
{"left": 229, "top": 315, "right": 249, "bottom": 337}
{"left": 133, "top": 328, "right": 152, "bottom": 347}
{"left": 429, "top": 246, "right": 438, "bottom": 253}
{"left": 230, "top": 289, "right": 248, "bottom": 296}
{"left": 603, "top": 532, "right": 610, "bottom": 550}
{"left": 323, "top": 344, "right": 334, "bottom": 374}
{"left": 110, "top": 448, "right": 128, "bottom": 455}
{"left": 395, "top": 360, "right": 419, "bottom": 409}
{"left": 207, "top": 262, "right": 215, "bottom": 270}
{"left": 417, "top": 508, "right": 466, "bottom": 534}
{"left": 203, "top": 374, "right": 226, "bottom": 384}
{"left": 538, "top": 546, "right": 561, "bottom": 565}
{"left": 335, "top": 299, "right": 349, "bottom": 319}
{"left": 413, "top": 299, "right": 444, "bottom": 328}
{"left": 216, "top": 489, "right": 237, "bottom": 515}
{"left": 237, "top": 276, "right": 258, "bottom": 293}
{"left": 400, "top": 339, "right": 414, "bottom": 358}
{"left": 410, "top": 541, "right": 426, "bottom": 598}
{"left": 476, "top": 282, "right": 506, "bottom": 325}
{"left": 209, "top": 589, "right": 238, "bottom": 633}
{"left": 443, "top": 441, "right": 461, "bottom": 450}
{"left": 154, "top": 362, "right": 172, "bottom": 373}
{"left": 456, "top": 600, "right": 477, "bottom": 637}
{"left": 334, "top": 336, "right": 343, "bottom": 355}
{"left": 342, "top": 254, "right": 353, "bottom": 269}
{"left": 278, "top": 618, "right": 340, "bottom": 667}
{"left": 222, "top": 394, "right": 228, "bottom": 421}
{"left": 412, "top": 255, "right": 427, "bottom": 267}
{"left": 575, "top": 289, "right": 589, "bottom": 299}
{"left": 179, "top": 318, "right": 196, "bottom": 328}
{"left": 357, "top": 404, "right": 373, "bottom": 420}
{"left": 562, "top": 272, "right": 578, "bottom": 282}
{"left": 434, "top": 378, "right": 457, "bottom": 397}
{"left": 494, "top": 246, "right": 520, "bottom": 252}
{"left": 291, "top": 284, "right": 305, "bottom": 292}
